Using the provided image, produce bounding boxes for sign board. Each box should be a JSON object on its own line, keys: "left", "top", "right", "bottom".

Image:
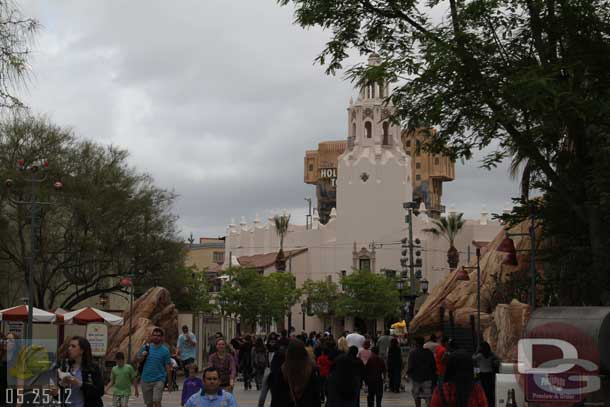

{"left": 86, "top": 323, "right": 108, "bottom": 357}
{"left": 6, "top": 321, "right": 24, "bottom": 337}
{"left": 319, "top": 168, "right": 337, "bottom": 187}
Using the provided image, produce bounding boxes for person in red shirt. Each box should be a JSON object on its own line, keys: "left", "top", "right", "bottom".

{"left": 431, "top": 350, "right": 488, "bottom": 407}
{"left": 316, "top": 348, "right": 332, "bottom": 403}
{"left": 434, "top": 336, "right": 448, "bottom": 383}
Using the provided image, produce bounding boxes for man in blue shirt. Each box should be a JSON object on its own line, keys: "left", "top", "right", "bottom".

{"left": 137, "top": 327, "right": 173, "bottom": 407}
{"left": 185, "top": 367, "right": 237, "bottom": 407}
{"left": 177, "top": 325, "right": 197, "bottom": 376}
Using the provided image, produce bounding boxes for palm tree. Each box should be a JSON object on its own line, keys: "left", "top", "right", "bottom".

{"left": 423, "top": 212, "right": 465, "bottom": 270}
{"left": 274, "top": 214, "right": 290, "bottom": 271}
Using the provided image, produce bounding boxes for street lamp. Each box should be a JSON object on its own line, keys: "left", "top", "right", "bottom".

{"left": 4, "top": 159, "right": 63, "bottom": 341}
{"left": 496, "top": 210, "right": 538, "bottom": 310}
{"left": 421, "top": 279, "right": 429, "bottom": 294}
{"left": 459, "top": 248, "right": 482, "bottom": 347}
{"left": 120, "top": 276, "right": 135, "bottom": 361}
{"left": 301, "top": 302, "right": 307, "bottom": 332}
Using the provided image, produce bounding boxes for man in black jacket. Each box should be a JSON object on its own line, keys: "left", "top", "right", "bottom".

{"left": 407, "top": 337, "right": 436, "bottom": 407}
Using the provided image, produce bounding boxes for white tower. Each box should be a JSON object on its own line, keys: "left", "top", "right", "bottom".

{"left": 336, "top": 53, "right": 413, "bottom": 272}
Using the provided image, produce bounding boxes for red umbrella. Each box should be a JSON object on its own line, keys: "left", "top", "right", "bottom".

{"left": 59, "top": 307, "right": 123, "bottom": 326}
{"left": 0, "top": 305, "right": 56, "bottom": 323}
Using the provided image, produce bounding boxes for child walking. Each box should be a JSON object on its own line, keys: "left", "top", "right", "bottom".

{"left": 105, "top": 352, "right": 139, "bottom": 407}
{"left": 181, "top": 364, "right": 204, "bottom": 406}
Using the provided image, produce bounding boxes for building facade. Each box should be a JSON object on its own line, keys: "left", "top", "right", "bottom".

{"left": 225, "top": 54, "right": 501, "bottom": 334}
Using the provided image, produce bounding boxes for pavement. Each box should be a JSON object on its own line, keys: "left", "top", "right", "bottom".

{"left": 103, "top": 377, "right": 418, "bottom": 407}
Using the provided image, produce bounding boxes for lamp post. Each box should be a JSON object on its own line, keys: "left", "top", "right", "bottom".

{"left": 120, "top": 276, "right": 135, "bottom": 361}
{"left": 304, "top": 198, "right": 312, "bottom": 230}
{"left": 4, "top": 159, "right": 63, "bottom": 341}
{"left": 457, "top": 248, "right": 482, "bottom": 347}
{"left": 496, "top": 211, "right": 537, "bottom": 310}
{"left": 301, "top": 302, "right": 307, "bottom": 332}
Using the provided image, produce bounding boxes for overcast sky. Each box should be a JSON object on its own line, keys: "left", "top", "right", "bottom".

{"left": 17, "top": 0, "right": 517, "bottom": 240}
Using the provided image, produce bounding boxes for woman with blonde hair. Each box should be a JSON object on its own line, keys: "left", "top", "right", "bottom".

{"left": 337, "top": 337, "right": 349, "bottom": 354}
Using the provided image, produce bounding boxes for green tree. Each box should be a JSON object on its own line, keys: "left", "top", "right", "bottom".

{"left": 264, "top": 272, "right": 301, "bottom": 327}
{"left": 336, "top": 269, "right": 401, "bottom": 320}
{"left": 422, "top": 212, "right": 465, "bottom": 270}
{"left": 0, "top": 115, "right": 183, "bottom": 309}
{"left": 218, "top": 267, "right": 301, "bottom": 330}
{"left": 218, "top": 267, "right": 264, "bottom": 330}
{"left": 151, "top": 265, "right": 215, "bottom": 313}
{"left": 277, "top": 0, "right": 610, "bottom": 305}
{"left": 273, "top": 214, "right": 290, "bottom": 271}
{"left": 302, "top": 278, "right": 340, "bottom": 326}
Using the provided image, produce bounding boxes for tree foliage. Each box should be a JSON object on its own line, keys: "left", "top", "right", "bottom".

{"left": 336, "top": 269, "right": 401, "bottom": 320}
{"left": 0, "top": 115, "right": 183, "bottom": 309}
{"left": 149, "top": 265, "right": 215, "bottom": 314}
{"left": 218, "top": 267, "right": 301, "bottom": 328}
{"left": 278, "top": 0, "right": 610, "bottom": 304}
{"left": 422, "top": 212, "right": 465, "bottom": 247}
{"left": 301, "top": 278, "right": 340, "bottom": 319}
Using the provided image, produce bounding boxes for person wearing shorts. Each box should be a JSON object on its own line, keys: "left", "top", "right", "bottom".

{"left": 105, "top": 352, "right": 138, "bottom": 407}
{"left": 138, "top": 328, "right": 173, "bottom": 407}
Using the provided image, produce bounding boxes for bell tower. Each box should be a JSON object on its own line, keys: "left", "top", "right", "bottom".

{"left": 336, "top": 53, "right": 413, "bottom": 269}
{"left": 347, "top": 53, "right": 398, "bottom": 151}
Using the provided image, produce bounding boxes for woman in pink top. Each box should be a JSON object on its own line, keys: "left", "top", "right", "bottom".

{"left": 358, "top": 340, "right": 373, "bottom": 365}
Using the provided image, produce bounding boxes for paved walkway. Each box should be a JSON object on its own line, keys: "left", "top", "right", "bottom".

{"left": 103, "top": 378, "right": 417, "bottom": 407}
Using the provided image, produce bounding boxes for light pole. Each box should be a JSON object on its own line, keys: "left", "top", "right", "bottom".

{"left": 496, "top": 210, "right": 537, "bottom": 310}
{"left": 457, "top": 247, "right": 482, "bottom": 347}
{"left": 301, "top": 302, "right": 307, "bottom": 332}
{"left": 120, "top": 275, "right": 135, "bottom": 362}
{"left": 304, "top": 198, "right": 312, "bottom": 230}
{"left": 401, "top": 201, "right": 424, "bottom": 324}
{"left": 4, "top": 159, "right": 62, "bottom": 341}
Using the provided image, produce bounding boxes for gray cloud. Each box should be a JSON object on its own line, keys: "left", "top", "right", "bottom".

{"left": 17, "top": 0, "right": 518, "bottom": 238}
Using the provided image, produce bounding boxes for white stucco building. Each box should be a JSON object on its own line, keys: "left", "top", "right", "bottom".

{"left": 223, "top": 54, "right": 502, "bottom": 334}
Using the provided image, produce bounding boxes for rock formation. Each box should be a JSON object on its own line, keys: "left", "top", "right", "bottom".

{"left": 411, "top": 220, "right": 541, "bottom": 361}
{"left": 106, "top": 287, "right": 179, "bottom": 362}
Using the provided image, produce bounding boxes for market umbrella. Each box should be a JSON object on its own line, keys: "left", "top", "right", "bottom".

{"left": 0, "top": 305, "right": 56, "bottom": 323}
{"left": 58, "top": 306, "right": 123, "bottom": 326}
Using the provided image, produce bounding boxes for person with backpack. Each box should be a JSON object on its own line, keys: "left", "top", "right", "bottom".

{"left": 137, "top": 328, "right": 173, "bottom": 407}
{"left": 252, "top": 337, "right": 268, "bottom": 391}
{"left": 407, "top": 337, "right": 437, "bottom": 407}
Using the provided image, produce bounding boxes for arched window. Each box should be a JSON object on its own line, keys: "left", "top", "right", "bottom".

{"left": 382, "top": 122, "right": 390, "bottom": 145}
{"left": 352, "top": 122, "right": 357, "bottom": 138}
{"left": 365, "top": 121, "right": 372, "bottom": 138}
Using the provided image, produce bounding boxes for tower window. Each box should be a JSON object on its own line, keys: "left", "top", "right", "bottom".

{"left": 435, "top": 157, "right": 440, "bottom": 165}
{"left": 365, "top": 121, "right": 372, "bottom": 138}
{"left": 406, "top": 140, "right": 411, "bottom": 147}
{"left": 416, "top": 174, "right": 421, "bottom": 181}
{"left": 416, "top": 162, "right": 421, "bottom": 169}
{"left": 309, "top": 164, "right": 314, "bottom": 172}
{"left": 359, "top": 258, "right": 371, "bottom": 271}
{"left": 352, "top": 122, "right": 356, "bottom": 138}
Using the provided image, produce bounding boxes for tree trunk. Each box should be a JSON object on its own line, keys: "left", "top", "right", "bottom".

{"left": 447, "top": 245, "right": 459, "bottom": 270}
{"left": 275, "top": 249, "right": 286, "bottom": 271}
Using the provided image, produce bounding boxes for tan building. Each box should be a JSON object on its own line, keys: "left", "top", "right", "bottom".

{"left": 401, "top": 128, "right": 455, "bottom": 216}
{"left": 304, "top": 130, "right": 454, "bottom": 221}
{"left": 185, "top": 237, "right": 226, "bottom": 270}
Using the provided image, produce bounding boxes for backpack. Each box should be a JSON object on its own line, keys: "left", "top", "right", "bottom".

{"left": 254, "top": 350, "right": 267, "bottom": 369}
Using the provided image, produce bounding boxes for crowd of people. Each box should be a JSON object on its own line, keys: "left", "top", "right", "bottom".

{"left": 0, "top": 325, "right": 501, "bottom": 407}
{"left": 192, "top": 328, "right": 501, "bottom": 407}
